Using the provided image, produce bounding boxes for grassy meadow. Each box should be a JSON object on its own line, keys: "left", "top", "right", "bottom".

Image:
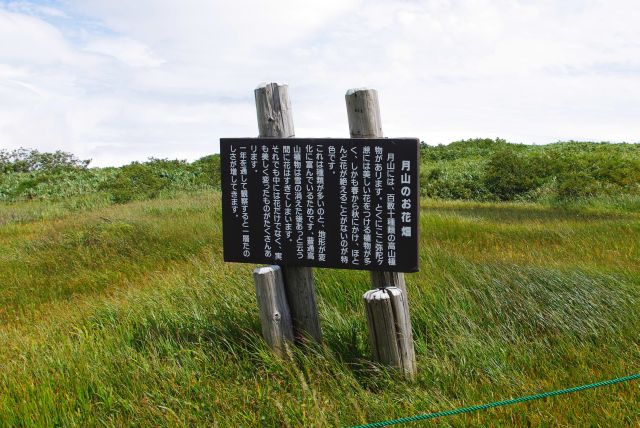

{"left": 0, "top": 190, "right": 638, "bottom": 426}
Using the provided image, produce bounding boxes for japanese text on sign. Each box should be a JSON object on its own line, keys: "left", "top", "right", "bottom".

{"left": 221, "top": 138, "right": 419, "bottom": 272}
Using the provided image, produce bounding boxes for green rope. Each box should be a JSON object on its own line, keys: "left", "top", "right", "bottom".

{"left": 350, "top": 373, "right": 640, "bottom": 428}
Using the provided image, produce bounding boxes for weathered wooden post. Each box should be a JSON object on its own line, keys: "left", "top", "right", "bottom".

{"left": 253, "top": 266, "right": 293, "bottom": 357}
{"left": 346, "top": 88, "right": 416, "bottom": 378}
{"left": 220, "top": 85, "right": 417, "bottom": 365}
{"left": 363, "top": 287, "right": 414, "bottom": 377}
{"left": 254, "top": 82, "right": 323, "bottom": 345}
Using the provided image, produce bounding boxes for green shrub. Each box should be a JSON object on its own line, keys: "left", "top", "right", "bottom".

{"left": 99, "top": 162, "right": 169, "bottom": 203}
{"left": 96, "top": 158, "right": 216, "bottom": 204}
{"left": 2, "top": 142, "right": 637, "bottom": 205}
{"left": 422, "top": 163, "right": 490, "bottom": 200}
{"left": 483, "top": 149, "right": 545, "bottom": 200}
{"left": 0, "top": 148, "right": 90, "bottom": 173}
{"left": 191, "top": 154, "right": 221, "bottom": 188}
{"left": 556, "top": 172, "right": 600, "bottom": 199}
{"left": 592, "top": 157, "right": 640, "bottom": 189}
{"left": 421, "top": 138, "right": 510, "bottom": 162}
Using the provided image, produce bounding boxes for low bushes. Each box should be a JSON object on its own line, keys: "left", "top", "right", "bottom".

{"left": 0, "top": 151, "right": 221, "bottom": 203}
{"left": 421, "top": 139, "right": 640, "bottom": 203}
{"left": 1, "top": 142, "right": 638, "bottom": 204}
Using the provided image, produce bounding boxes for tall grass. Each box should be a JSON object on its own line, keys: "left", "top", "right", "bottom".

{"left": 0, "top": 191, "right": 638, "bottom": 426}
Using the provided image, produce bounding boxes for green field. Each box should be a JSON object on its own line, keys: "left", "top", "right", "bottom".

{"left": 1, "top": 191, "right": 638, "bottom": 426}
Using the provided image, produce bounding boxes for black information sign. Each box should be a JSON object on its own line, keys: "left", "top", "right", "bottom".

{"left": 221, "top": 138, "right": 420, "bottom": 272}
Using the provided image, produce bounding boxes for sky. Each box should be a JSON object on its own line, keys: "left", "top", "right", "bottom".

{"left": 0, "top": 0, "right": 639, "bottom": 167}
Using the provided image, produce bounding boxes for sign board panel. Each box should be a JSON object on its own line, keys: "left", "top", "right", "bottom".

{"left": 220, "top": 138, "right": 420, "bottom": 272}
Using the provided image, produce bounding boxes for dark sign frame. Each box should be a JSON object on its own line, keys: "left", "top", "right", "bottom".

{"left": 221, "top": 138, "right": 420, "bottom": 272}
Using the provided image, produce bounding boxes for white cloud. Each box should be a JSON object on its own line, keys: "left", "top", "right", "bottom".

{"left": 0, "top": 0, "right": 639, "bottom": 166}
{"left": 83, "top": 37, "right": 165, "bottom": 68}
{"left": 4, "top": 1, "right": 68, "bottom": 18}
{"left": 0, "top": 8, "right": 75, "bottom": 64}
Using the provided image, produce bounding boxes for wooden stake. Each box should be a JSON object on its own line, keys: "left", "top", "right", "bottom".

{"left": 254, "top": 82, "right": 322, "bottom": 345}
{"left": 345, "top": 87, "right": 412, "bottom": 299}
{"left": 345, "top": 88, "right": 384, "bottom": 138}
{"left": 346, "top": 87, "right": 416, "bottom": 378}
{"left": 363, "top": 287, "right": 416, "bottom": 377}
{"left": 253, "top": 266, "right": 294, "bottom": 357}
{"left": 280, "top": 266, "right": 322, "bottom": 344}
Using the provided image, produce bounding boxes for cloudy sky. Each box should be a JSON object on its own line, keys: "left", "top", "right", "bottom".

{"left": 0, "top": 0, "right": 638, "bottom": 166}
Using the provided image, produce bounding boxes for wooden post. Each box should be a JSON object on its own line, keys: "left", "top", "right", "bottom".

{"left": 363, "top": 287, "right": 415, "bottom": 377}
{"left": 254, "top": 82, "right": 322, "bottom": 345}
{"left": 346, "top": 87, "right": 416, "bottom": 378}
{"left": 253, "top": 266, "right": 293, "bottom": 357}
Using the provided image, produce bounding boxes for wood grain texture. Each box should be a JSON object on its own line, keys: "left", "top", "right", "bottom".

{"left": 345, "top": 87, "right": 408, "bottom": 298}
{"left": 363, "top": 287, "right": 416, "bottom": 378}
{"left": 255, "top": 83, "right": 295, "bottom": 138}
{"left": 253, "top": 266, "right": 294, "bottom": 357}
{"left": 281, "top": 266, "right": 322, "bottom": 343}
{"left": 345, "top": 88, "right": 383, "bottom": 138}
{"left": 255, "top": 82, "right": 322, "bottom": 345}
{"left": 346, "top": 87, "right": 416, "bottom": 377}
{"left": 370, "top": 271, "right": 408, "bottom": 297}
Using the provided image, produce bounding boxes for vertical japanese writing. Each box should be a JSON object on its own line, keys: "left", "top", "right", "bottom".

{"left": 328, "top": 146, "right": 336, "bottom": 171}
{"left": 316, "top": 145, "right": 326, "bottom": 262}
{"left": 305, "top": 145, "right": 315, "bottom": 260}
{"left": 293, "top": 146, "right": 304, "bottom": 259}
{"left": 282, "top": 145, "right": 293, "bottom": 241}
{"left": 361, "top": 145, "right": 372, "bottom": 266}
{"left": 271, "top": 145, "right": 282, "bottom": 261}
{"left": 386, "top": 152, "right": 396, "bottom": 266}
{"left": 373, "top": 146, "right": 384, "bottom": 266}
{"left": 400, "top": 160, "right": 412, "bottom": 238}
{"left": 261, "top": 145, "right": 271, "bottom": 258}
{"left": 229, "top": 146, "right": 238, "bottom": 215}
{"left": 239, "top": 146, "right": 250, "bottom": 257}
{"left": 350, "top": 146, "right": 360, "bottom": 265}
{"left": 222, "top": 138, "right": 418, "bottom": 272}
{"left": 250, "top": 145, "right": 258, "bottom": 170}
{"left": 339, "top": 146, "right": 349, "bottom": 265}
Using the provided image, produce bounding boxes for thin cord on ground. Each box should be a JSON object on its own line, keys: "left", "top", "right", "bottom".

{"left": 350, "top": 372, "right": 640, "bottom": 428}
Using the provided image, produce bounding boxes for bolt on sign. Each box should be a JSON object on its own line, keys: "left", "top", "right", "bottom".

{"left": 220, "top": 138, "right": 420, "bottom": 272}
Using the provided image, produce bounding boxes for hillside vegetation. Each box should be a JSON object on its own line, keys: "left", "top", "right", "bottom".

{"left": 0, "top": 190, "right": 639, "bottom": 426}
{"left": 420, "top": 139, "right": 640, "bottom": 207}
{"left": 1, "top": 141, "right": 639, "bottom": 426}
{"left": 2, "top": 139, "right": 639, "bottom": 209}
